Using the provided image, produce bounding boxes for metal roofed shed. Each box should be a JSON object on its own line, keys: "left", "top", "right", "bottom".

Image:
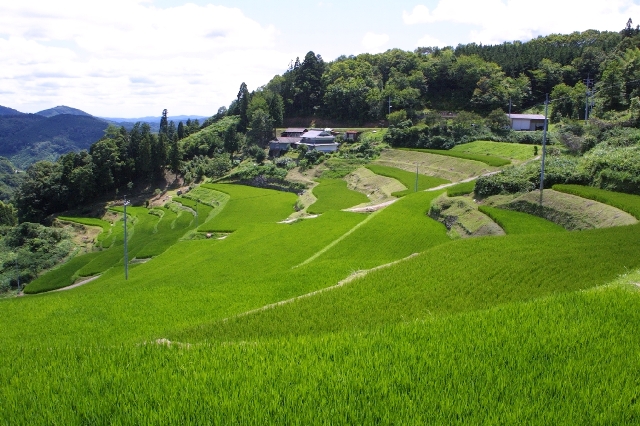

{"left": 280, "top": 128, "right": 308, "bottom": 137}
{"left": 508, "top": 113, "right": 546, "bottom": 131}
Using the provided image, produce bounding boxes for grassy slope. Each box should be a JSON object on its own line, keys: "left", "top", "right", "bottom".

{"left": 307, "top": 178, "right": 370, "bottom": 213}
{"left": 451, "top": 140, "right": 540, "bottom": 161}
{"left": 365, "top": 164, "right": 450, "bottom": 196}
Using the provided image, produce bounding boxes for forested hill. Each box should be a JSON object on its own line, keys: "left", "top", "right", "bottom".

{"left": 252, "top": 29, "right": 634, "bottom": 125}
{"left": 35, "top": 105, "right": 93, "bottom": 118}
{"left": 0, "top": 106, "right": 24, "bottom": 116}
{"left": 0, "top": 114, "right": 109, "bottom": 168}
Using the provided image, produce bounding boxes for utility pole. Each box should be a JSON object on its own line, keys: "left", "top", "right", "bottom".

{"left": 508, "top": 97, "right": 512, "bottom": 117}
{"left": 123, "top": 196, "right": 130, "bottom": 280}
{"left": 584, "top": 76, "right": 594, "bottom": 122}
{"left": 539, "top": 94, "right": 549, "bottom": 209}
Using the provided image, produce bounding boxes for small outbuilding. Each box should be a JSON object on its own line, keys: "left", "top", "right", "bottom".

{"left": 344, "top": 131, "right": 360, "bottom": 142}
{"left": 268, "top": 137, "right": 299, "bottom": 156}
{"left": 280, "top": 128, "right": 308, "bottom": 137}
{"left": 508, "top": 114, "right": 546, "bottom": 131}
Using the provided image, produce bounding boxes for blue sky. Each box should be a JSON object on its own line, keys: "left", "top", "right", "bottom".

{"left": 1, "top": 0, "right": 639, "bottom": 118}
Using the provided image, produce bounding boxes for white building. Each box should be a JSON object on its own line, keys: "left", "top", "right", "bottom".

{"left": 508, "top": 114, "right": 546, "bottom": 131}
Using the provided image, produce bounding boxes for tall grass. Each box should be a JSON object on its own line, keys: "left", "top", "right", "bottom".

{"left": 307, "top": 179, "right": 370, "bottom": 213}
{"left": 365, "top": 164, "right": 449, "bottom": 196}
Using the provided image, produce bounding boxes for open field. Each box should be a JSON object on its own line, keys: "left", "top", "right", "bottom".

{"left": 365, "top": 164, "right": 449, "bottom": 196}
{"left": 375, "top": 149, "right": 499, "bottom": 182}
{"left": 451, "top": 140, "right": 541, "bottom": 162}
{"left": 307, "top": 178, "right": 370, "bottom": 213}
{"left": 400, "top": 147, "right": 511, "bottom": 167}
{"left": 5, "top": 183, "right": 640, "bottom": 423}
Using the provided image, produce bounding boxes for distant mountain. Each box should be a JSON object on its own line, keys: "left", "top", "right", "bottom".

{"left": 0, "top": 114, "right": 109, "bottom": 168}
{"left": 36, "top": 105, "right": 93, "bottom": 118}
{"left": 0, "top": 106, "right": 25, "bottom": 116}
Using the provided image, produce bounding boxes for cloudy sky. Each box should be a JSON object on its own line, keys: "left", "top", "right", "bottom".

{"left": 2, "top": 0, "right": 639, "bottom": 118}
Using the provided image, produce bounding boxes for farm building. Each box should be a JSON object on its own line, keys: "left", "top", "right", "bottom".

{"left": 280, "top": 128, "right": 308, "bottom": 137}
{"left": 296, "top": 130, "right": 340, "bottom": 152}
{"left": 268, "top": 137, "right": 298, "bottom": 156}
{"left": 508, "top": 113, "right": 546, "bottom": 131}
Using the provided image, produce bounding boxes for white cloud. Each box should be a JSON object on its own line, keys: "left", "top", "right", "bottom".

{"left": 404, "top": 0, "right": 640, "bottom": 45}
{"left": 403, "top": 5, "right": 435, "bottom": 25}
{"left": 362, "top": 32, "right": 389, "bottom": 53}
{"left": 416, "top": 34, "right": 446, "bottom": 48}
{"left": 0, "top": 1, "right": 290, "bottom": 116}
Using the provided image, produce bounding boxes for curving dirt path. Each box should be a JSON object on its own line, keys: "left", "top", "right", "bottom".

{"left": 53, "top": 275, "right": 100, "bottom": 292}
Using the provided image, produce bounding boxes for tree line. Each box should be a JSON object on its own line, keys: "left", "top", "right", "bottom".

{"left": 255, "top": 26, "right": 640, "bottom": 123}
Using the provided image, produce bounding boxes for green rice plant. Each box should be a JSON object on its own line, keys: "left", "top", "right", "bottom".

{"left": 399, "top": 147, "right": 511, "bottom": 167}
{"left": 23, "top": 251, "right": 103, "bottom": 294}
{"left": 198, "top": 184, "right": 296, "bottom": 231}
{"left": 553, "top": 184, "right": 640, "bottom": 219}
{"left": 445, "top": 180, "right": 476, "bottom": 197}
{"left": 479, "top": 205, "right": 565, "bottom": 234}
{"left": 365, "top": 164, "right": 450, "bottom": 196}
{"left": 307, "top": 179, "right": 370, "bottom": 214}
{"left": 451, "top": 140, "right": 540, "bottom": 161}
{"left": 197, "top": 222, "right": 640, "bottom": 342}
{"left": 303, "top": 191, "right": 449, "bottom": 270}
{"left": 2, "top": 285, "right": 640, "bottom": 424}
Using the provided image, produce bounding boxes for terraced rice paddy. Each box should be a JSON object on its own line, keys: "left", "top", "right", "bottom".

{"left": 450, "top": 140, "right": 541, "bottom": 161}
{"left": 307, "top": 178, "right": 370, "bottom": 213}
{"left": 365, "top": 164, "right": 449, "bottom": 196}
{"left": 4, "top": 183, "right": 640, "bottom": 423}
{"left": 376, "top": 148, "right": 498, "bottom": 182}
{"left": 400, "top": 147, "right": 511, "bottom": 167}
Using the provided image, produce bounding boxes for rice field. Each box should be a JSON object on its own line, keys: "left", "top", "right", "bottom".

{"left": 445, "top": 180, "right": 476, "bottom": 196}
{"left": 307, "top": 178, "right": 370, "bottom": 213}
{"left": 198, "top": 183, "right": 296, "bottom": 231}
{"left": 376, "top": 149, "right": 499, "bottom": 182}
{"left": 479, "top": 205, "right": 565, "bottom": 234}
{"left": 399, "top": 147, "right": 511, "bottom": 167}
{"left": 3, "top": 182, "right": 640, "bottom": 423}
{"left": 365, "top": 164, "right": 449, "bottom": 196}
{"left": 451, "top": 140, "right": 541, "bottom": 161}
